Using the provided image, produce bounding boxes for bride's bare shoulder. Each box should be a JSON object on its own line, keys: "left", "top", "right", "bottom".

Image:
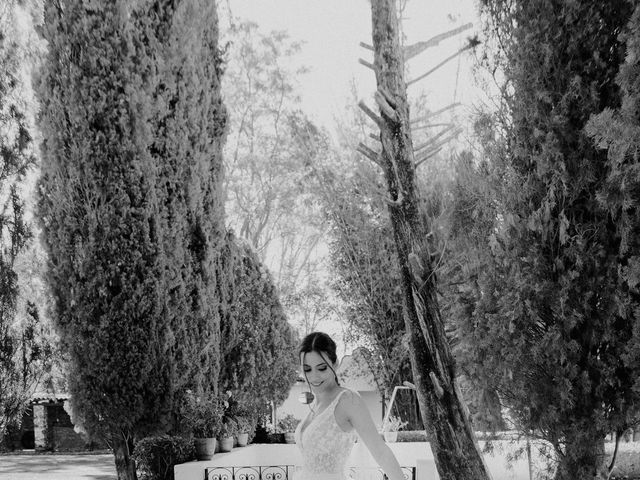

{"left": 337, "top": 388, "right": 364, "bottom": 411}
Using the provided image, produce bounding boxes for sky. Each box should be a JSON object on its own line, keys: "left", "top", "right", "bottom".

{"left": 220, "top": 0, "right": 484, "bottom": 134}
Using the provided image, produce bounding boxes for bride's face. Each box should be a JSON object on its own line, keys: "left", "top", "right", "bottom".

{"left": 302, "top": 350, "right": 337, "bottom": 392}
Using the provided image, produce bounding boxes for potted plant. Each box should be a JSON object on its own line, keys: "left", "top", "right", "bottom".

{"left": 277, "top": 414, "right": 301, "bottom": 444}
{"left": 235, "top": 415, "right": 253, "bottom": 447}
{"left": 179, "top": 390, "right": 223, "bottom": 460}
{"left": 218, "top": 418, "right": 238, "bottom": 452}
{"left": 263, "top": 420, "right": 282, "bottom": 443}
{"left": 381, "top": 415, "right": 407, "bottom": 443}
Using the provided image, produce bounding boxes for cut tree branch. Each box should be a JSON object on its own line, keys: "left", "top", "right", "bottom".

{"left": 403, "top": 23, "right": 473, "bottom": 61}
{"left": 358, "top": 100, "right": 383, "bottom": 127}
{"left": 359, "top": 58, "right": 375, "bottom": 71}
{"left": 413, "top": 124, "right": 457, "bottom": 152}
{"left": 412, "top": 122, "right": 454, "bottom": 131}
{"left": 429, "top": 371, "right": 444, "bottom": 399}
{"left": 414, "top": 147, "right": 442, "bottom": 168}
{"left": 374, "top": 90, "right": 398, "bottom": 121}
{"left": 415, "top": 128, "right": 463, "bottom": 159}
{"left": 386, "top": 192, "right": 404, "bottom": 208}
{"left": 410, "top": 103, "right": 461, "bottom": 124}
{"left": 356, "top": 142, "right": 382, "bottom": 167}
{"left": 377, "top": 86, "right": 397, "bottom": 107}
{"left": 407, "top": 42, "right": 476, "bottom": 87}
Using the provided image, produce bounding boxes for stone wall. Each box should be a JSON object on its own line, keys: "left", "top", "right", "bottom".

{"left": 33, "top": 402, "right": 87, "bottom": 451}
{"left": 53, "top": 426, "right": 86, "bottom": 451}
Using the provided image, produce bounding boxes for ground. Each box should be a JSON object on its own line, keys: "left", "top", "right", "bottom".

{"left": 0, "top": 442, "right": 638, "bottom": 480}
{"left": 0, "top": 454, "right": 116, "bottom": 480}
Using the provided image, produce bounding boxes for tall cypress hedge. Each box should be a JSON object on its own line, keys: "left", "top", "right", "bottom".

{"left": 218, "top": 232, "right": 298, "bottom": 409}
{"left": 450, "top": 2, "right": 640, "bottom": 479}
{"left": 36, "top": 1, "right": 226, "bottom": 477}
{"left": 0, "top": 0, "right": 37, "bottom": 441}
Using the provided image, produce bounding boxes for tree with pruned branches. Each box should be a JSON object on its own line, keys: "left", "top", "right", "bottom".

{"left": 354, "top": 2, "right": 490, "bottom": 478}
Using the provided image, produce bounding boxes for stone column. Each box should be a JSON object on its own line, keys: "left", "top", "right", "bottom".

{"left": 33, "top": 404, "right": 52, "bottom": 451}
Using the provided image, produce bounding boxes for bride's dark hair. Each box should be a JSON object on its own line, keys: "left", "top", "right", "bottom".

{"left": 299, "top": 332, "right": 340, "bottom": 388}
{"left": 298, "top": 331, "right": 338, "bottom": 364}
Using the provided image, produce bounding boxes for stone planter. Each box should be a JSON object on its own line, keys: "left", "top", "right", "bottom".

{"left": 284, "top": 432, "right": 296, "bottom": 444}
{"left": 383, "top": 431, "right": 398, "bottom": 443}
{"left": 219, "top": 436, "right": 234, "bottom": 452}
{"left": 236, "top": 433, "right": 249, "bottom": 447}
{"left": 194, "top": 437, "right": 217, "bottom": 460}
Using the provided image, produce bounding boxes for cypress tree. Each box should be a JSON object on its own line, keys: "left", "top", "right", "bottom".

{"left": 218, "top": 232, "right": 298, "bottom": 409}
{"left": 36, "top": 1, "right": 226, "bottom": 477}
{"left": 455, "top": 2, "right": 640, "bottom": 478}
{"left": 0, "top": 0, "right": 37, "bottom": 440}
{"left": 585, "top": 0, "right": 640, "bottom": 448}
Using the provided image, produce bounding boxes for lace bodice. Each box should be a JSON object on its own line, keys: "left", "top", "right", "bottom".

{"left": 294, "top": 389, "right": 358, "bottom": 480}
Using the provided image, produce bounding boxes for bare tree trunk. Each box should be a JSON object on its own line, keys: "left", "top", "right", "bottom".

{"left": 113, "top": 432, "right": 137, "bottom": 480}
{"left": 366, "top": 1, "right": 492, "bottom": 479}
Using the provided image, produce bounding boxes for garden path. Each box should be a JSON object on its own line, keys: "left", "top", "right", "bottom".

{"left": 0, "top": 453, "right": 116, "bottom": 480}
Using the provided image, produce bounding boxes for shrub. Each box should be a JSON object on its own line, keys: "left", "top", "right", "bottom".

{"left": 277, "top": 414, "right": 300, "bottom": 433}
{"left": 178, "top": 390, "right": 224, "bottom": 438}
{"left": 397, "top": 430, "right": 428, "bottom": 442}
{"left": 235, "top": 415, "right": 253, "bottom": 434}
{"left": 219, "top": 418, "right": 238, "bottom": 439}
{"left": 133, "top": 435, "right": 195, "bottom": 480}
{"left": 382, "top": 415, "right": 408, "bottom": 433}
{"left": 252, "top": 423, "right": 270, "bottom": 443}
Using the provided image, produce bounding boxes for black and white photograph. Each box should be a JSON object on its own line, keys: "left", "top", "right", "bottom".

{"left": 1, "top": 1, "right": 639, "bottom": 480}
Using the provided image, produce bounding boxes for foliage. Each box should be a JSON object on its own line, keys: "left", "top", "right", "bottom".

{"left": 300, "top": 97, "right": 411, "bottom": 401}
{"left": 221, "top": 21, "right": 334, "bottom": 334}
{"left": 396, "top": 430, "right": 428, "bottom": 442}
{"left": 454, "top": 1, "right": 640, "bottom": 478}
{"left": 365, "top": 2, "right": 491, "bottom": 476}
{"left": 276, "top": 414, "right": 300, "bottom": 433}
{"left": 132, "top": 435, "right": 195, "bottom": 480}
{"left": 178, "top": 390, "right": 224, "bottom": 438}
{"left": 584, "top": 0, "right": 640, "bottom": 436}
{"left": 441, "top": 152, "right": 508, "bottom": 433}
{"left": 262, "top": 420, "right": 276, "bottom": 435}
{"left": 36, "top": 0, "right": 226, "bottom": 477}
{"left": 222, "top": 394, "right": 258, "bottom": 436}
{"left": 307, "top": 89, "right": 466, "bottom": 429}
{"left": 234, "top": 415, "right": 253, "bottom": 435}
{"left": 218, "top": 418, "right": 238, "bottom": 439}
{"left": 382, "top": 415, "right": 407, "bottom": 433}
{"left": 218, "top": 231, "right": 299, "bottom": 408}
{"left": 0, "top": 0, "right": 45, "bottom": 441}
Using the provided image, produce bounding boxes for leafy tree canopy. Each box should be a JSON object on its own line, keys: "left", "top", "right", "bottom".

{"left": 451, "top": 1, "right": 640, "bottom": 478}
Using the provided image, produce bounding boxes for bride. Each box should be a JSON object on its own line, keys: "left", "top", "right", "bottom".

{"left": 294, "top": 332, "right": 406, "bottom": 480}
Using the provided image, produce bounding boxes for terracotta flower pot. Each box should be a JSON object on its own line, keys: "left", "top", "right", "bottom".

{"left": 194, "top": 437, "right": 217, "bottom": 460}
{"left": 236, "top": 433, "right": 249, "bottom": 447}
{"left": 284, "top": 432, "right": 296, "bottom": 444}
{"left": 219, "top": 436, "right": 234, "bottom": 452}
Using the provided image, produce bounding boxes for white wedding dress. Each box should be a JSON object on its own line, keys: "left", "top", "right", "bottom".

{"left": 294, "top": 389, "right": 358, "bottom": 480}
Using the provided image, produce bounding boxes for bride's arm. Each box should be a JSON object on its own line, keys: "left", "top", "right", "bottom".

{"left": 338, "top": 391, "right": 407, "bottom": 480}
